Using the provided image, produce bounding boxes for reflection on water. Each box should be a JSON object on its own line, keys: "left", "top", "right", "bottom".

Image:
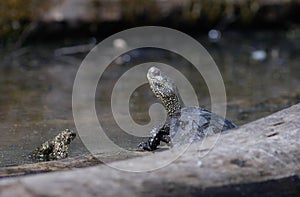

{"left": 0, "top": 31, "right": 299, "bottom": 167}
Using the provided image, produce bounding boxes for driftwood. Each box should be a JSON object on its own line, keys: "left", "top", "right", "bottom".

{"left": 0, "top": 151, "right": 146, "bottom": 179}
{"left": 0, "top": 104, "right": 299, "bottom": 196}
{"left": 0, "top": 154, "right": 100, "bottom": 178}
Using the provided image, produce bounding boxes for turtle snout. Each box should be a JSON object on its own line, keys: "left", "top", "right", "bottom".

{"left": 70, "top": 132, "right": 76, "bottom": 140}
{"left": 147, "top": 66, "right": 161, "bottom": 79}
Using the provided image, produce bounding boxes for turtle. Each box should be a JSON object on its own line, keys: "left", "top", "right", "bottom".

{"left": 29, "top": 129, "right": 76, "bottom": 161}
{"left": 138, "top": 66, "right": 237, "bottom": 151}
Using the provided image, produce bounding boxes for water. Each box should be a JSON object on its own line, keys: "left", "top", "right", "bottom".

{"left": 0, "top": 31, "right": 299, "bottom": 167}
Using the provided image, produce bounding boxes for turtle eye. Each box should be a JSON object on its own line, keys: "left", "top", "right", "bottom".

{"left": 155, "top": 83, "right": 163, "bottom": 89}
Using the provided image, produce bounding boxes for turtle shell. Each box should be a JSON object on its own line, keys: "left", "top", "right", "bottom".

{"left": 169, "top": 106, "right": 236, "bottom": 146}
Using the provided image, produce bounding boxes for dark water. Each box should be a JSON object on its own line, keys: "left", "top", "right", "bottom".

{"left": 0, "top": 31, "right": 299, "bottom": 167}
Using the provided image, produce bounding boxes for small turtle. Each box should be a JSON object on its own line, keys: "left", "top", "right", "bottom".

{"left": 30, "top": 129, "right": 76, "bottom": 161}
{"left": 138, "top": 67, "right": 237, "bottom": 151}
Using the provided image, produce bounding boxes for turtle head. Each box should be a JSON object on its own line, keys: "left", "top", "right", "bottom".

{"left": 61, "top": 129, "right": 76, "bottom": 144}
{"left": 147, "top": 66, "right": 183, "bottom": 116}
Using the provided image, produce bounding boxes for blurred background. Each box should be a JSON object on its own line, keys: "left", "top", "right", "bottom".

{"left": 0, "top": 0, "right": 299, "bottom": 167}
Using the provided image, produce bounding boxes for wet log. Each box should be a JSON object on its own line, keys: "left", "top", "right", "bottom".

{"left": 0, "top": 152, "right": 146, "bottom": 179}
{"left": 0, "top": 104, "right": 299, "bottom": 196}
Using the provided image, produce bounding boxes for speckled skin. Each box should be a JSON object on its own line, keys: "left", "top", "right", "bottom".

{"left": 30, "top": 129, "right": 76, "bottom": 161}
{"left": 139, "top": 67, "right": 237, "bottom": 151}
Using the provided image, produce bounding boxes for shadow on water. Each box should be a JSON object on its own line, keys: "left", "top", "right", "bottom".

{"left": 0, "top": 31, "right": 299, "bottom": 167}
